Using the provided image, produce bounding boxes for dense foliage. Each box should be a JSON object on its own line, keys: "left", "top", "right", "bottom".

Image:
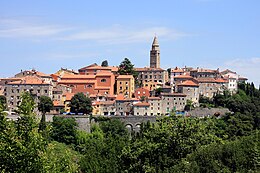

{"left": 69, "top": 92, "right": 92, "bottom": 114}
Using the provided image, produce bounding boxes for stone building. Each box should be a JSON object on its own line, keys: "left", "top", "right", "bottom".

{"left": 135, "top": 67, "right": 168, "bottom": 86}
{"left": 150, "top": 36, "right": 160, "bottom": 68}
{"left": 177, "top": 80, "right": 199, "bottom": 105}
{"left": 190, "top": 68, "right": 220, "bottom": 79}
{"left": 161, "top": 93, "right": 187, "bottom": 113}
{"left": 133, "top": 102, "right": 150, "bottom": 116}
{"left": 147, "top": 97, "right": 162, "bottom": 116}
{"left": 115, "top": 94, "right": 138, "bottom": 116}
{"left": 4, "top": 76, "right": 53, "bottom": 111}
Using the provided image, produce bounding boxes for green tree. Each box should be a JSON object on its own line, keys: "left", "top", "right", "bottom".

{"left": 70, "top": 92, "right": 92, "bottom": 114}
{"left": 101, "top": 60, "right": 108, "bottom": 67}
{"left": 0, "top": 113, "right": 47, "bottom": 172}
{"left": 38, "top": 96, "right": 53, "bottom": 132}
{"left": 51, "top": 116, "right": 78, "bottom": 145}
{"left": 17, "top": 92, "right": 35, "bottom": 115}
{"left": 0, "top": 95, "right": 7, "bottom": 111}
{"left": 118, "top": 58, "right": 137, "bottom": 78}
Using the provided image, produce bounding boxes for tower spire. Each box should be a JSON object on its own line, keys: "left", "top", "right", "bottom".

{"left": 150, "top": 36, "right": 160, "bottom": 68}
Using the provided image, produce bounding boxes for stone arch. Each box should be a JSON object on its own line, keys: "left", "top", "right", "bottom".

{"left": 135, "top": 123, "right": 141, "bottom": 131}
{"left": 125, "top": 123, "right": 133, "bottom": 131}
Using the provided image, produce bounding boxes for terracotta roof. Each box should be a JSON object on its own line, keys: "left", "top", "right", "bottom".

{"left": 178, "top": 80, "right": 199, "bottom": 87}
{"left": 147, "top": 97, "right": 161, "bottom": 100}
{"left": 115, "top": 94, "right": 125, "bottom": 101}
{"left": 134, "top": 102, "right": 150, "bottom": 107}
{"left": 174, "top": 75, "right": 193, "bottom": 79}
{"left": 61, "top": 74, "right": 96, "bottom": 79}
{"left": 35, "top": 71, "right": 51, "bottom": 77}
{"left": 8, "top": 76, "right": 49, "bottom": 85}
{"left": 134, "top": 67, "right": 164, "bottom": 72}
{"left": 215, "top": 78, "right": 228, "bottom": 83}
{"left": 95, "top": 71, "right": 114, "bottom": 76}
{"left": 59, "top": 80, "right": 96, "bottom": 84}
{"left": 79, "top": 64, "right": 118, "bottom": 72}
{"left": 171, "top": 67, "right": 184, "bottom": 73}
{"left": 117, "top": 75, "right": 134, "bottom": 79}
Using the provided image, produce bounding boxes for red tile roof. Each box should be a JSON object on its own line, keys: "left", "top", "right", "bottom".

{"left": 215, "top": 78, "right": 228, "bottom": 83}
{"left": 134, "top": 102, "right": 150, "bottom": 107}
{"left": 115, "top": 94, "right": 125, "bottom": 101}
{"left": 178, "top": 80, "right": 199, "bottom": 87}
{"left": 8, "top": 76, "right": 49, "bottom": 85}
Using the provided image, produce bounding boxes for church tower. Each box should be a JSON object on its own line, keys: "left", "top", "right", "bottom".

{"left": 150, "top": 36, "right": 160, "bottom": 68}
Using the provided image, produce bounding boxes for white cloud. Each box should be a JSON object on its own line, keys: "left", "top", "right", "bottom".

{"left": 59, "top": 26, "right": 188, "bottom": 44}
{"left": 0, "top": 18, "right": 189, "bottom": 44}
{"left": 0, "top": 19, "right": 70, "bottom": 38}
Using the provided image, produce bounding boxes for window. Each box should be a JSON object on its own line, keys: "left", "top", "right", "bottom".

{"left": 126, "top": 86, "right": 128, "bottom": 90}
{"left": 87, "top": 84, "right": 92, "bottom": 88}
{"left": 120, "top": 86, "right": 122, "bottom": 90}
{"left": 138, "top": 91, "right": 140, "bottom": 94}
{"left": 101, "top": 79, "right": 106, "bottom": 82}
{"left": 44, "top": 90, "right": 47, "bottom": 94}
{"left": 120, "top": 82, "right": 122, "bottom": 85}
{"left": 125, "top": 82, "right": 128, "bottom": 85}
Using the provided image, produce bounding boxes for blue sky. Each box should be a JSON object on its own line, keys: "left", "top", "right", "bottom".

{"left": 0, "top": 0, "right": 259, "bottom": 86}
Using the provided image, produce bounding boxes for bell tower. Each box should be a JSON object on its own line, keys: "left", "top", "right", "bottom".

{"left": 150, "top": 36, "right": 160, "bottom": 68}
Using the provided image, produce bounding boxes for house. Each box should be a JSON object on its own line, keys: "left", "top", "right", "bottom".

{"left": 161, "top": 93, "right": 187, "bottom": 113}
{"left": 133, "top": 102, "right": 150, "bottom": 116}
{"left": 177, "top": 80, "right": 199, "bottom": 105}
{"left": 134, "top": 87, "right": 150, "bottom": 100}
{"left": 4, "top": 76, "right": 53, "bottom": 111}
{"left": 170, "top": 67, "right": 184, "bottom": 84}
{"left": 116, "top": 75, "right": 135, "bottom": 98}
{"left": 92, "top": 101, "right": 116, "bottom": 116}
{"left": 115, "top": 94, "right": 138, "bottom": 116}
{"left": 147, "top": 97, "right": 162, "bottom": 116}
{"left": 135, "top": 67, "right": 168, "bottom": 86}
{"left": 58, "top": 71, "right": 115, "bottom": 96}
{"left": 78, "top": 63, "right": 118, "bottom": 75}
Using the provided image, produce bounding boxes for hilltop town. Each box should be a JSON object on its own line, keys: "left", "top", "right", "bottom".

{"left": 0, "top": 36, "right": 248, "bottom": 116}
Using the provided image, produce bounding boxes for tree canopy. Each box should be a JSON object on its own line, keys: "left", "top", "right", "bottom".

{"left": 69, "top": 92, "right": 92, "bottom": 114}
{"left": 101, "top": 60, "right": 108, "bottom": 67}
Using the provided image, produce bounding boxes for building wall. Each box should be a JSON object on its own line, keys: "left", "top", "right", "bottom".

{"left": 4, "top": 84, "right": 53, "bottom": 111}
{"left": 133, "top": 106, "right": 150, "bottom": 116}
{"left": 148, "top": 98, "right": 162, "bottom": 116}
{"left": 178, "top": 86, "right": 199, "bottom": 104}
{"left": 161, "top": 94, "right": 186, "bottom": 113}
{"left": 116, "top": 77, "right": 135, "bottom": 98}
{"left": 134, "top": 87, "right": 150, "bottom": 100}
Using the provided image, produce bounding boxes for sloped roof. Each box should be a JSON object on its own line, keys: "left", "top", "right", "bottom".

{"left": 178, "top": 80, "right": 199, "bottom": 87}
{"left": 8, "top": 76, "right": 49, "bottom": 85}
{"left": 117, "top": 75, "right": 134, "bottom": 79}
{"left": 134, "top": 102, "right": 150, "bottom": 107}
